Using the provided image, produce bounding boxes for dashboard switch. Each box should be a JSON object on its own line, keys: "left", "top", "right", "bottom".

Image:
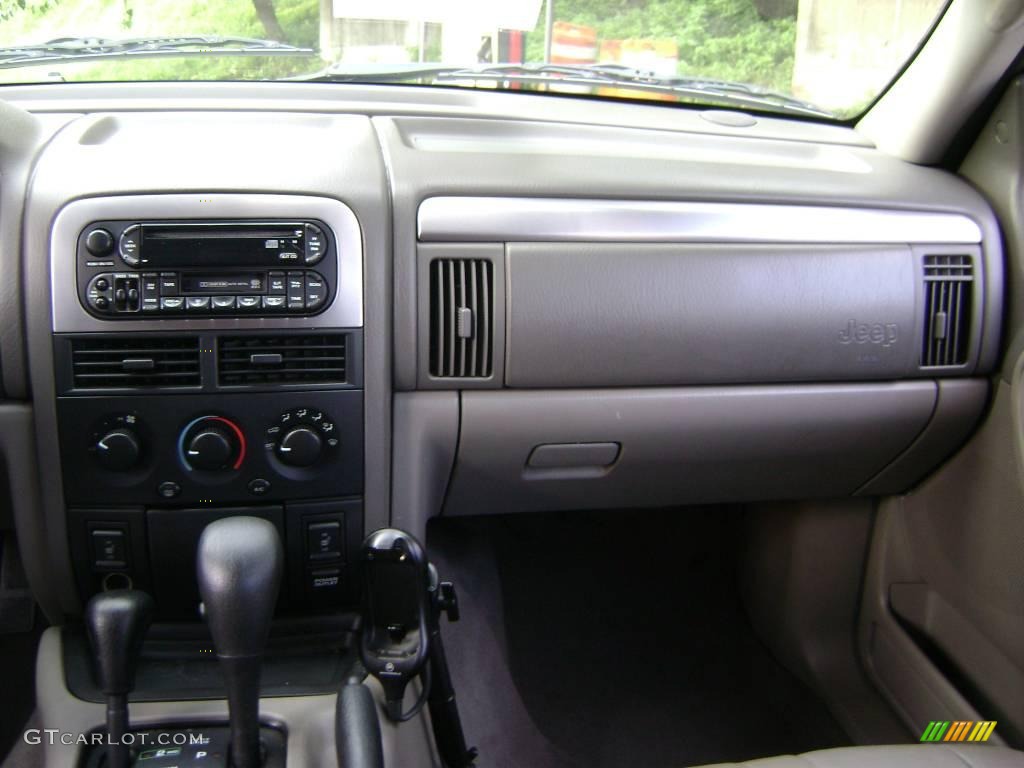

{"left": 268, "top": 272, "right": 287, "bottom": 295}
{"left": 287, "top": 273, "right": 305, "bottom": 310}
{"left": 304, "top": 224, "right": 325, "bottom": 264}
{"left": 305, "top": 273, "right": 327, "bottom": 310}
{"left": 307, "top": 521, "right": 341, "bottom": 561}
{"left": 157, "top": 481, "right": 181, "bottom": 499}
{"left": 248, "top": 478, "right": 271, "bottom": 496}
{"left": 91, "top": 529, "right": 128, "bottom": 569}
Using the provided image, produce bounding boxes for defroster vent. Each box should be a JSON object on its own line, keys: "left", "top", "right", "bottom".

{"left": 71, "top": 337, "right": 201, "bottom": 389}
{"left": 218, "top": 334, "right": 347, "bottom": 386}
{"left": 922, "top": 254, "right": 973, "bottom": 367}
{"left": 429, "top": 258, "right": 494, "bottom": 378}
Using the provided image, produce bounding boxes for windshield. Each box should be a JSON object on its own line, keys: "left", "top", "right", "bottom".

{"left": 0, "top": 0, "right": 949, "bottom": 118}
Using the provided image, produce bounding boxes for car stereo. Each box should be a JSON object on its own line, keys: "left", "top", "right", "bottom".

{"left": 76, "top": 220, "right": 336, "bottom": 318}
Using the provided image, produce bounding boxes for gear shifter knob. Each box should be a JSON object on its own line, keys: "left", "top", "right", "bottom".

{"left": 197, "top": 516, "right": 283, "bottom": 768}
{"left": 85, "top": 589, "right": 154, "bottom": 768}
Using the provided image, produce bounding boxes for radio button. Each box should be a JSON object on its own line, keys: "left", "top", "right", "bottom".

{"left": 212, "top": 296, "right": 236, "bottom": 311}
{"left": 237, "top": 296, "right": 261, "bottom": 310}
{"left": 305, "top": 273, "right": 327, "bottom": 310}
{"left": 119, "top": 226, "right": 141, "bottom": 266}
{"left": 262, "top": 296, "right": 286, "bottom": 311}
{"left": 186, "top": 296, "right": 211, "bottom": 311}
{"left": 268, "top": 272, "right": 287, "bottom": 295}
{"left": 305, "top": 224, "right": 325, "bottom": 264}
{"left": 160, "top": 297, "right": 185, "bottom": 311}
{"left": 287, "top": 272, "right": 305, "bottom": 310}
{"left": 159, "top": 273, "right": 179, "bottom": 296}
{"left": 278, "top": 251, "right": 301, "bottom": 263}
{"left": 141, "top": 274, "right": 160, "bottom": 309}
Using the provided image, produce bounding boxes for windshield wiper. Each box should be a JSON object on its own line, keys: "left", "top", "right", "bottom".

{"left": 0, "top": 36, "right": 315, "bottom": 69}
{"left": 296, "top": 62, "right": 832, "bottom": 118}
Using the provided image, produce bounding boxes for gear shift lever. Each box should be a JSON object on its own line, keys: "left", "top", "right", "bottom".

{"left": 85, "top": 589, "right": 153, "bottom": 768}
{"left": 197, "top": 517, "right": 282, "bottom": 768}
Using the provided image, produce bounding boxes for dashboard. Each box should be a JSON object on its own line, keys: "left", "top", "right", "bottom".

{"left": 0, "top": 82, "right": 1004, "bottom": 628}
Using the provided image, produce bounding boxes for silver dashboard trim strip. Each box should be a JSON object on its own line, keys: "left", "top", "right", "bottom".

{"left": 51, "top": 193, "right": 363, "bottom": 333}
{"left": 417, "top": 197, "right": 983, "bottom": 244}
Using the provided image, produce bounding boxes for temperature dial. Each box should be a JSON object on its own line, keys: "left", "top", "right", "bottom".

{"left": 265, "top": 408, "right": 339, "bottom": 469}
{"left": 179, "top": 416, "right": 246, "bottom": 472}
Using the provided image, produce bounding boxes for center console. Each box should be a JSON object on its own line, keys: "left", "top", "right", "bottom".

{"left": 49, "top": 194, "right": 366, "bottom": 620}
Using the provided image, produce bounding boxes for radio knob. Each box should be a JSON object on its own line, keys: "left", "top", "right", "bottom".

{"left": 85, "top": 228, "right": 114, "bottom": 256}
{"left": 276, "top": 426, "right": 322, "bottom": 467}
{"left": 95, "top": 428, "right": 141, "bottom": 472}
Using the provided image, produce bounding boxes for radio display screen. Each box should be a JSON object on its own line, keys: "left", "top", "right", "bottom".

{"left": 140, "top": 223, "right": 305, "bottom": 268}
{"left": 181, "top": 274, "right": 265, "bottom": 294}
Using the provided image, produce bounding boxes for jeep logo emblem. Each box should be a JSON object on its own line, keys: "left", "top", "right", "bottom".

{"left": 839, "top": 319, "right": 899, "bottom": 348}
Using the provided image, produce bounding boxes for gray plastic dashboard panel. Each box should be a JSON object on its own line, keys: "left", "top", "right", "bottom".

{"left": 417, "top": 197, "right": 983, "bottom": 244}
{"left": 504, "top": 243, "right": 925, "bottom": 387}
{"left": 444, "top": 384, "right": 938, "bottom": 516}
{"left": 50, "top": 194, "right": 363, "bottom": 333}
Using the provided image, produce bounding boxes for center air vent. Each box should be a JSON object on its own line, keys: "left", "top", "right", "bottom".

{"left": 71, "top": 337, "right": 201, "bottom": 389}
{"left": 429, "top": 258, "right": 494, "bottom": 378}
{"left": 218, "top": 334, "right": 346, "bottom": 386}
{"left": 922, "top": 254, "right": 973, "bottom": 367}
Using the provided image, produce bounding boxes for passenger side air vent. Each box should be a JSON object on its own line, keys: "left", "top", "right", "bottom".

{"left": 922, "top": 254, "right": 973, "bottom": 367}
{"left": 218, "top": 334, "right": 346, "bottom": 386}
{"left": 71, "top": 337, "right": 201, "bottom": 389}
{"left": 429, "top": 258, "right": 494, "bottom": 378}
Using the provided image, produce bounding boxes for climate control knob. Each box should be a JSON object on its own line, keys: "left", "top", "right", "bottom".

{"left": 95, "top": 428, "right": 141, "bottom": 472}
{"left": 179, "top": 416, "right": 246, "bottom": 473}
{"left": 276, "top": 426, "right": 322, "bottom": 467}
{"left": 187, "top": 428, "right": 235, "bottom": 471}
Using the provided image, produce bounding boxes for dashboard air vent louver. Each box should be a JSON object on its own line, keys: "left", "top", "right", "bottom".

{"left": 429, "top": 258, "right": 494, "bottom": 379}
{"left": 71, "top": 337, "right": 201, "bottom": 389}
{"left": 922, "top": 254, "right": 973, "bottom": 367}
{"left": 218, "top": 334, "right": 347, "bottom": 386}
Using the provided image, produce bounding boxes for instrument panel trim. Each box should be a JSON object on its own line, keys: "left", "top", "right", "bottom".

{"left": 417, "top": 197, "right": 984, "bottom": 245}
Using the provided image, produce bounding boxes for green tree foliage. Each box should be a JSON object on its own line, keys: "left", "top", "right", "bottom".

{"left": 0, "top": 0, "right": 53, "bottom": 22}
{"left": 526, "top": 0, "right": 797, "bottom": 93}
{"left": 0, "top": 0, "right": 322, "bottom": 82}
